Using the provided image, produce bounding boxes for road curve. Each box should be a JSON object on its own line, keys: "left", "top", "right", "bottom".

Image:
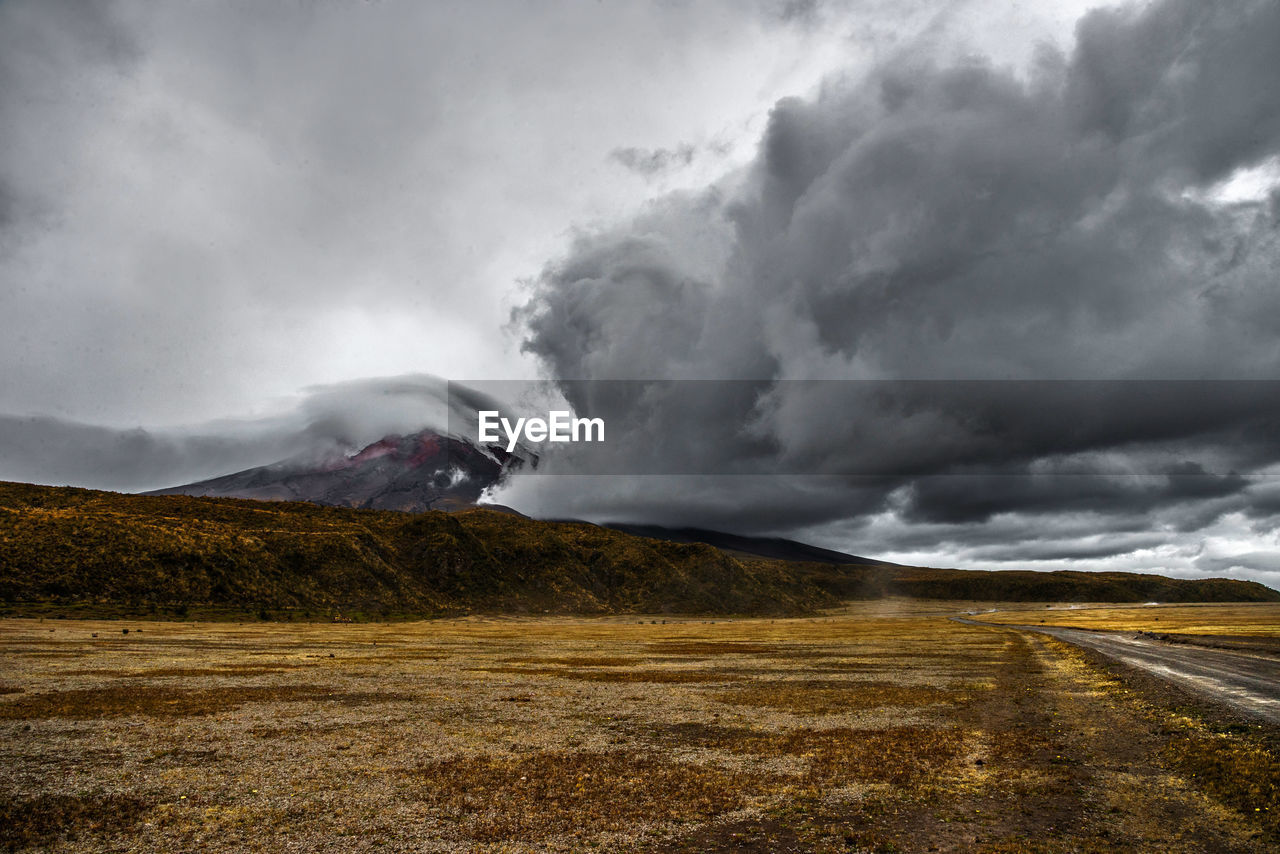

{"left": 956, "top": 618, "right": 1280, "bottom": 724}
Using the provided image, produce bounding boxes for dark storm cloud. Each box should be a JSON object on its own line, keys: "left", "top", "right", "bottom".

{"left": 1241, "top": 481, "right": 1280, "bottom": 520}
{"left": 1068, "top": 0, "right": 1280, "bottom": 184}
{"left": 513, "top": 0, "right": 1280, "bottom": 578}
{"left": 900, "top": 466, "right": 1249, "bottom": 525}
{"left": 963, "top": 534, "right": 1169, "bottom": 563}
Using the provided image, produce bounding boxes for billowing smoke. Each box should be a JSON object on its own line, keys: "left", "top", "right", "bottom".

{"left": 508, "top": 0, "right": 1280, "bottom": 582}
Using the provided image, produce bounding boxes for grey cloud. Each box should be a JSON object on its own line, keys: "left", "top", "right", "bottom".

{"left": 1194, "top": 551, "right": 1280, "bottom": 576}
{"left": 0, "top": 375, "right": 493, "bottom": 493}
{"left": 1241, "top": 481, "right": 1280, "bottom": 520}
{"left": 793, "top": 510, "right": 1157, "bottom": 567}
{"left": 528, "top": 0, "right": 1280, "bottom": 383}
{"left": 0, "top": 0, "right": 833, "bottom": 426}
{"left": 900, "top": 464, "right": 1251, "bottom": 526}
{"left": 961, "top": 534, "right": 1170, "bottom": 563}
{"left": 500, "top": 473, "right": 892, "bottom": 534}
{"left": 0, "top": 415, "right": 295, "bottom": 494}
{"left": 514, "top": 0, "right": 1280, "bottom": 582}
{"left": 777, "top": 0, "right": 821, "bottom": 24}
{"left": 1068, "top": 0, "right": 1280, "bottom": 184}
{"left": 610, "top": 144, "right": 698, "bottom": 177}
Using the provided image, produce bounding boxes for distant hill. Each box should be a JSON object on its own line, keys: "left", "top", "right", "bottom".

{"left": 794, "top": 563, "right": 1280, "bottom": 605}
{"left": 602, "top": 523, "right": 891, "bottom": 566}
{"left": 0, "top": 481, "right": 1275, "bottom": 619}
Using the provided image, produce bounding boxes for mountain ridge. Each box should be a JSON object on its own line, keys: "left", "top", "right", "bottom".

{"left": 599, "top": 523, "right": 893, "bottom": 566}
{"left": 1, "top": 480, "right": 1276, "bottom": 619}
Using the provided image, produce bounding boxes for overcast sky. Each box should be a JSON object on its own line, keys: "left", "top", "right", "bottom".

{"left": 3, "top": 0, "right": 1279, "bottom": 587}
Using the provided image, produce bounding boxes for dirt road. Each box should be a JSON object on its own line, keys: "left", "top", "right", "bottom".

{"left": 959, "top": 618, "right": 1280, "bottom": 723}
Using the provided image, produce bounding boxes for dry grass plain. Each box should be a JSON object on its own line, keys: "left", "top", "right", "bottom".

{"left": 980, "top": 602, "right": 1280, "bottom": 636}
{"left": 1, "top": 601, "right": 1276, "bottom": 852}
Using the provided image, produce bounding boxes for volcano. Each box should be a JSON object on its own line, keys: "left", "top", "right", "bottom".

{"left": 148, "top": 429, "right": 528, "bottom": 512}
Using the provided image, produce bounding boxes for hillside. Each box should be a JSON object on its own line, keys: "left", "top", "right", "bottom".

{"left": 0, "top": 481, "right": 1275, "bottom": 618}
{"left": 0, "top": 481, "right": 829, "bottom": 617}
{"left": 601, "top": 523, "right": 891, "bottom": 565}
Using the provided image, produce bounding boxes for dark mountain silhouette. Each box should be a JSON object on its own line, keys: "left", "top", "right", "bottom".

{"left": 602, "top": 523, "right": 892, "bottom": 566}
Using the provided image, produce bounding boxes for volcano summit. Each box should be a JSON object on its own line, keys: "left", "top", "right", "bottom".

{"left": 148, "top": 429, "right": 528, "bottom": 512}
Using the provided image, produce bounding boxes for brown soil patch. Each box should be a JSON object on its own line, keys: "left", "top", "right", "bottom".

{"left": 76, "top": 664, "right": 314, "bottom": 678}
{"left": 714, "top": 679, "right": 963, "bottom": 714}
{"left": 476, "top": 665, "right": 745, "bottom": 683}
{"left": 647, "top": 641, "right": 796, "bottom": 656}
{"left": 645, "top": 721, "right": 964, "bottom": 783}
{"left": 503, "top": 655, "right": 646, "bottom": 667}
{"left": 406, "top": 750, "right": 767, "bottom": 842}
{"left": 0, "top": 791, "right": 152, "bottom": 850}
{"left": 0, "top": 684, "right": 412, "bottom": 719}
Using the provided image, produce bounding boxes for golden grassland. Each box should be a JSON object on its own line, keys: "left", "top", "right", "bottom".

{"left": 1, "top": 603, "right": 1277, "bottom": 852}
{"left": 981, "top": 602, "right": 1280, "bottom": 636}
